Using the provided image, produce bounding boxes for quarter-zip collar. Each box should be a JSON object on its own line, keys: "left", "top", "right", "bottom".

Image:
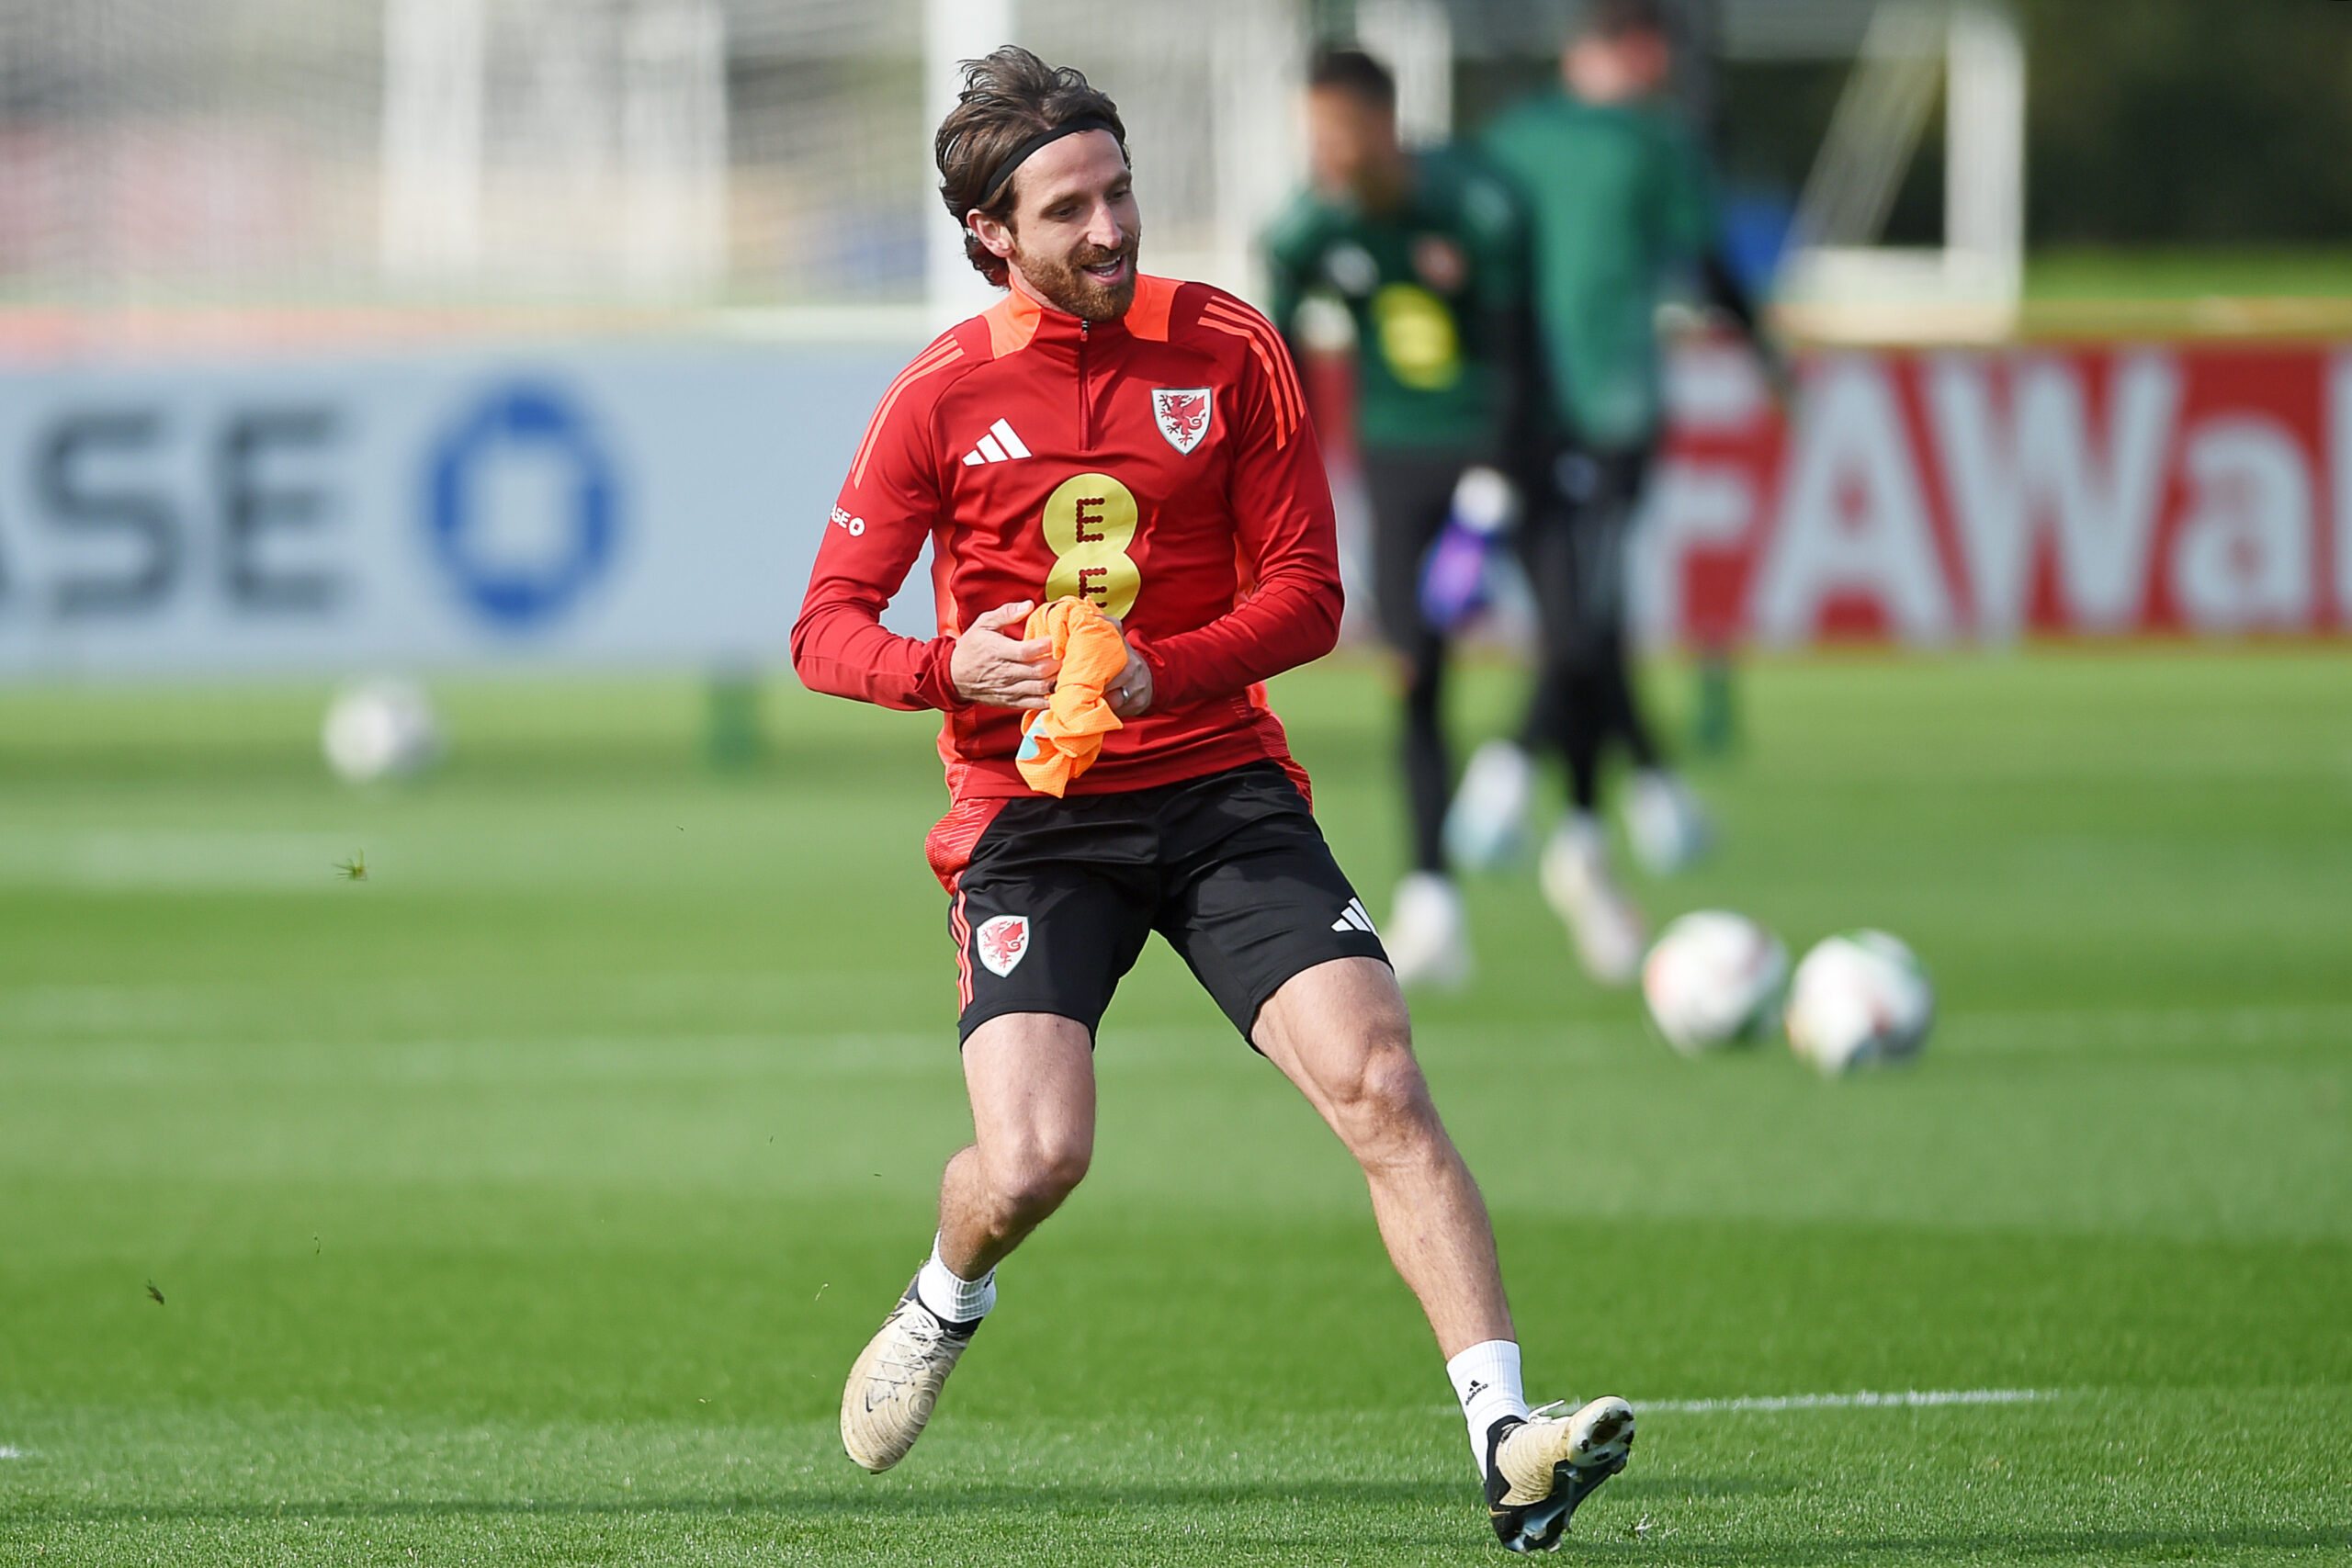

{"left": 983, "top": 283, "right": 1137, "bottom": 365}
{"left": 983, "top": 285, "right": 1136, "bottom": 455}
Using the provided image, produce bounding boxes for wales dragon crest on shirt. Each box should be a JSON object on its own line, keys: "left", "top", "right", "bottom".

{"left": 1151, "top": 388, "right": 1214, "bottom": 455}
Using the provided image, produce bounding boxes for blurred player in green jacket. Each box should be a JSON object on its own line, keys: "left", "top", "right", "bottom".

{"left": 1450, "top": 0, "right": 1780, "bottom": 984}
{"left": 1265, "top": 48, "right": 1532, "bottom": 989}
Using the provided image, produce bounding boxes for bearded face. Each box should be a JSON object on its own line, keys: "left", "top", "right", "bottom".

{"left": 1007, "top": 223, "right": 1141, "bottom": 321}
{"left": 978, "top": 130, "right": 1143, "bottom": 322}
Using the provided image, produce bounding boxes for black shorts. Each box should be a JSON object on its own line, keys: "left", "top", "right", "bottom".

{"left": 926, "top": 762, "right": 1388, "bottom": 1046}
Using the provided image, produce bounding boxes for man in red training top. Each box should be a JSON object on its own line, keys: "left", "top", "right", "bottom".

{"left": 792, "top": 46, "right": 1634, "bottom": 1551}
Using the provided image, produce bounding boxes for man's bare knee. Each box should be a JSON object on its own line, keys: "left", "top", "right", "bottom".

{"left": 1329, "top": 1036, "right": 1444, "bottom": 1156}
{"left": 958, "top": 1011, "right": 1097, "bottom": 1247}
{"left": 984, "top": 1135, "right": 1091, "bottom": 1233}
{"left": 1256, "top": 958, "right": 1453, "bottom": 1166}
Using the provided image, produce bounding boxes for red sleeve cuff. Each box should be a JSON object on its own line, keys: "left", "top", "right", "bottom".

{"left": 916, "top": 635, "right": 968, "bottom": 713}
{"left": 1125, "top": 630, "right": 1181, "bottom": 708}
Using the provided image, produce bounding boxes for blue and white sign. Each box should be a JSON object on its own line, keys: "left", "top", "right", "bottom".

{"left": 426, "top": 381, "right": 620, "bottom": 631}
{"left": 0, "top": 338, "right": 929, "bottom": 677}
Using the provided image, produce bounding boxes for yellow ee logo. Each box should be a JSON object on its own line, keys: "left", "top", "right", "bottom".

{"left": 1371, "top": 282, "right": 1462, "bottom": 391}
{"left": 1042, "top": 472, "right": 1140, "bottom": 619}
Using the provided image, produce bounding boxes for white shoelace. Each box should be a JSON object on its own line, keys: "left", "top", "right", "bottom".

{"left": 870, "top": 1305, "right": 953, "bottom": 1393}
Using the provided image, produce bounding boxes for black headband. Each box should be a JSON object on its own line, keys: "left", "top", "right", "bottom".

{"left": 976, "top": 116, "right": 1121, "bottom": 209}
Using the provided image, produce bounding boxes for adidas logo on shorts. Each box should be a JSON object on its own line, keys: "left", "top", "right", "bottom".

{"left": 1331, "top": 897, "right": 1377, "bottom": 935}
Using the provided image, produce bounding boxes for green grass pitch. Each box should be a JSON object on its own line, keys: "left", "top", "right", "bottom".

{"left": 1, "top": 648, "right": 2346, "bottom": 1565}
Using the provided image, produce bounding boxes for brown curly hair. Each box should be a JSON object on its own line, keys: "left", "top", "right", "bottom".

{"left": 934, "top": 46, "right": 1130, "bottom": 288}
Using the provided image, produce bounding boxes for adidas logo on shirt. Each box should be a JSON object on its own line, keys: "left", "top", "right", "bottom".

{"left": 1331, "top": 897, "right": 1377, "bottom": 935}
{"left": 960, "top": 418, "right": 1033, "bottom": 467}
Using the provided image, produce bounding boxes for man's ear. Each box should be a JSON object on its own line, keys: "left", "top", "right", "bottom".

{"left": 967, "top": 209, "right": 1016, "bottom": 263}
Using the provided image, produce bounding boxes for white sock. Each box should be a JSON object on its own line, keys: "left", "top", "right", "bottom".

{"left": 913, "top": 1234, "right": 996, "bottom": 1325}
{"left": 1562, "top": 809, "right": 1607, "bottom": 852}
{"left": 1447, "top": 1339, "right": 1531, "bottom": 1472}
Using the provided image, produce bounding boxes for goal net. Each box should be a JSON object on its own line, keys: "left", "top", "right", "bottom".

{"left": 0, "top": 0, "right": 1306, "bottom": 315}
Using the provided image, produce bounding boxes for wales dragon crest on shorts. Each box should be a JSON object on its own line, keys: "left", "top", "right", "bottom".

{"left": 974, "top": 915, "right": 1031, "bottom": 977}
{"left": 1151, "top": 388, "right": 1213, "bottom": 455}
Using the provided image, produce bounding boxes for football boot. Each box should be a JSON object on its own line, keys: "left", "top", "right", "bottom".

{"left": 1539, "top": 816, "right": 1646, "bottom": 986}
{"left": 1484, "top": 1396, "right": 1635, "bottom": 1552}
{"left": 1446, "top": 740, "right": 1536, "bottom": 871}
{"left": 1387, "top": 872, "right": 1473, "bottom": 990}
{"left": 840, "top": 1278, "right": 977, "bottom": 1472}
{"left": 1623, "top": 768, "right": 1713, "bottom": 876}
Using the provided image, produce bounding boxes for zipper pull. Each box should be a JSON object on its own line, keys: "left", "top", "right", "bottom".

{"left": 1078, "top": 317, "right": 1092, "bottom": 449}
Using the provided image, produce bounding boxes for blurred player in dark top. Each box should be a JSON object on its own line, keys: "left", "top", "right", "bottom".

{"left": 1264, "top": 48, "right": 1531, "bottom": 990}
{"left": 1451, "top": 0, "right": 1781, "bottom": 984}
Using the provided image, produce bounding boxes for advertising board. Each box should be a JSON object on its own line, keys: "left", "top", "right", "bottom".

{"left": 0, "top": 341, "right": 917, "bottom": 678}
{"left": 1644, "top": 343, "right": 2352, "bottom": 644}
{"left": 3, "top": 336, "right": 2343, "bottom": 679}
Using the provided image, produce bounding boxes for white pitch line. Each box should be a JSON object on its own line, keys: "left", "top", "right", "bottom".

{"left": 1641, "top": 1388, "right": 2059, "bottom": 1415}
{"left": 0, "top": 1445, "right": 28, "bottom": 1459}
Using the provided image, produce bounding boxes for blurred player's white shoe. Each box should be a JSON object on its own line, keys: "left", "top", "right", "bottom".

{"left": 1484, "top": 1395, "right": 1636, "bottom": 1552}
{"left": 1385, "top": 872, "right": 1472, "bottom": 990}
{"left": 1623, "top": 768, "right": 1712, "bottom": 876}
{"left": 1446, "top": 740, "right": 1534, "bottom": 871}
{"left": 841, "top": 1279, "right": 975, "bottom": 1472}
{"left": 1540, "top": 815, "right": 1646, "bottom": 986}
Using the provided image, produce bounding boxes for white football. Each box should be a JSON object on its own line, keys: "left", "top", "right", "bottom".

{"left": 1641, "top": 910, "right": 1788, "bottom": 1055}
{"left": 322, "top": 678, "right": 443, "bottom": 784}
{"left": 1784, "top": 930, "right": 1934, "bottom": 1075}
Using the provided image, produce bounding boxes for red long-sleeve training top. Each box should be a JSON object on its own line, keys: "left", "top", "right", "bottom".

{"left": 791, "top": 276, "right": 1344, "bottom": 802}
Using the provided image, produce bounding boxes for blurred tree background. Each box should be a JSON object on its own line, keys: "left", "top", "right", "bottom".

{"left": 1433, "top": 0, "right": 2352, "bottom": 260}
{"left": 2016, "top": 0, "right": 2352, "bottom": 246}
